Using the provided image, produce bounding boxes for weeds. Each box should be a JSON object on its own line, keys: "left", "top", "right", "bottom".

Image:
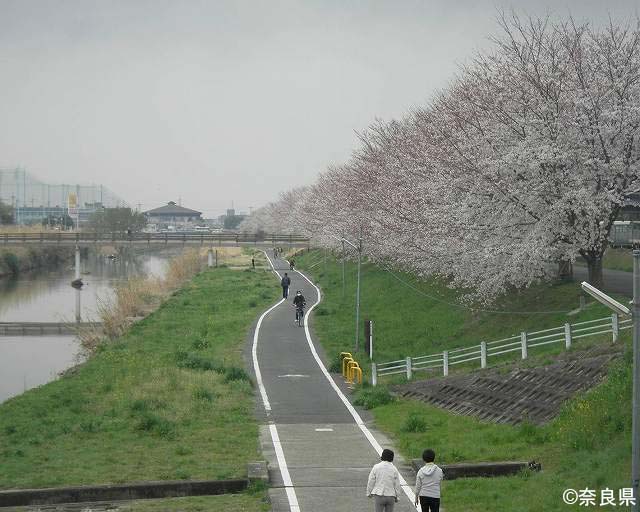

{"left": 401, "top": 412, "right": 428, "bottom": 433}
{"left": 353, "top": 386, "right": 394, "bottom": 409}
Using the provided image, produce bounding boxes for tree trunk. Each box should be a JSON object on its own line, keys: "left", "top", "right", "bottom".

{"left": 557, "top": 259, "right": 573, "bottom": 281}
{"left": 587, "top": 257, "right": 604, "bottom": 289}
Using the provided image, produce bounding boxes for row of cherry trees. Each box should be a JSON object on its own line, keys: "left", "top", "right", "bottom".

{"left": 242, "top": 15, "right": 640, "bottom": 302}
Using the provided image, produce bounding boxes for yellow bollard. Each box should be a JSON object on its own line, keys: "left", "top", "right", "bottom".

{"left": 352, "top": 366, "right": 363, "bottom": 384}
{"left": 342, "top": 357, "right": 354, "bottom": 378}
{"left": 347, "top": 361, "right": 360, "bottom": 384}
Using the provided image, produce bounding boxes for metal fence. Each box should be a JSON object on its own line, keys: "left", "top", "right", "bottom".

{"left": 372, "top": 314, "right": 630, "bottom": 385}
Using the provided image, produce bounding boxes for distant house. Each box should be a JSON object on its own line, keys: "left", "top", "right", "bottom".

{"left": 144, "top": 201, "right": 202, "bottom": 228}
{"left": 619, "top": 192, "right": 640, "bottom": 221}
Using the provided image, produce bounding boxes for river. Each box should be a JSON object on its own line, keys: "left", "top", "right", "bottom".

{"left": 0, "top": 249, "right": 173, "bottom": 403}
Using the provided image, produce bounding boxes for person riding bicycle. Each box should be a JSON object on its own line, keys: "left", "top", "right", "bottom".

{"left": 293, "top": 290, "right": 306, "bottom": 322}
{"left": 289, "top": 259, "right": 295, "bottom": 271}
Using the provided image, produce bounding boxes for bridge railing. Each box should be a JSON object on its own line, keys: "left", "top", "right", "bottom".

{"left": 372, "top": 313, "right": 629, "bottom": 385}
{"left": 0, "top": 232, "right": 311, "bottom": 245}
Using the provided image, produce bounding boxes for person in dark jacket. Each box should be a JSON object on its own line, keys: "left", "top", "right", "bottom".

{"left": 281, "top": 273, "right": 291, "bottom": 299}
{"left": 293, "top": 290, "right": 306, "bottom": 323}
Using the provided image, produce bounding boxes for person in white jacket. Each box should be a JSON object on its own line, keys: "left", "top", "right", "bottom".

{"left": 414, "top": 449, "right": 444, "bottom": 512}
{"left": 367, "top": 448, "right": 402, "bottom": 512}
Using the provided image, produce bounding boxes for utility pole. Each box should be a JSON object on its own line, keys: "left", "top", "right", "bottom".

{"left": 333, "top": 233, "right": 363, "bottom": 352}
{"left": 355, "top": 234, "right": 362, "bottom": 352}
{"left": 633, "top": 250, "right": 640, "bottom": 512}
{"left": 582, "top": 252, "right": 640, "bottom": 511}
{"left": 342, "top": 239, "right": 346, "bottom": 299}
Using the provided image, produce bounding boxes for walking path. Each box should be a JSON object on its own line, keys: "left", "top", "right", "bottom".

{"left": 573, "top": 266, "right": 632, "bottom": 297}
{"left": 251, "top": 253, "right": 418, "bottom": 512}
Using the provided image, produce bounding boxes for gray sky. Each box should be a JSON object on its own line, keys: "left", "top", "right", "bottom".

{"left": 0, "top": 1, "right": 638, "bottom": 216}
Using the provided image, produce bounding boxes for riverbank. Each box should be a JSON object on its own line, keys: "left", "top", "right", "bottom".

{"left": 0, "top": 253, "right": 274, "bottom": 509}
{"left": 0, "top": 246, "right": 74, "bottom": 278}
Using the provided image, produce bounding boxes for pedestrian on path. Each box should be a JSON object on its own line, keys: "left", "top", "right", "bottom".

{"left": 252, "top": 257, "right": 255, "bottom": 269}
{"left": 414, "top": 449, "right": 444, "bottom": 512}
{"left": 367, "top": 448, "right": 402, "bottom": 512}
{"left": 281, "top": 272, "right": 291, "bottom": 299}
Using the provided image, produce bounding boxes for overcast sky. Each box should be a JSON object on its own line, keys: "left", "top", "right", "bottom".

{"left": 0, "top": 1, "right": 638, "bottom": 216}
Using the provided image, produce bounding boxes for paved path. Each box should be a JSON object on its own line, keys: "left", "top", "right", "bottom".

{"left": 573, "top": 266, "right": 632, "bottom": 297}
{"left": 250, "top": 254, "right": 418, "bottom": 512}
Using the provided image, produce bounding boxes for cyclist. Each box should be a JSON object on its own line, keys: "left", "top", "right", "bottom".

{"left": 289, "top": 258, "right": 295, "bottom": 271}
{"left": 293, "top": 290, "right": 306, "bottom": 324}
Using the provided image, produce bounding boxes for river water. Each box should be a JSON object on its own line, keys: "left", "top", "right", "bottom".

{"left": 0, "top": 250, "right": 172, "bottom": 403}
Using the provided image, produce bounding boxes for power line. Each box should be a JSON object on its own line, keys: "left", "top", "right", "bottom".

{"left": 379, "top": 264, "right": 572, "bottom": 316}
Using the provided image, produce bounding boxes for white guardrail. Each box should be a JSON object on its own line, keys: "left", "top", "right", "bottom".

{"left": 371, "top": 314, "right": 630, "bottom": 386}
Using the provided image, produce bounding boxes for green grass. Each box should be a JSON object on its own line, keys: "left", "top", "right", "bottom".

{"left": 296, "top": 250, "right": 632, "bottom": 511}
{"left": 576, "top": 247, "right": 634, "bottom": 273}
{"left": 0, "top": 267, "right": 279, "bottom": 489}
{"left": 367, "top": 344, "right": 632, "bottom": 512}
{"left": 296, "top": 250, "right": 616, "bottom": 371}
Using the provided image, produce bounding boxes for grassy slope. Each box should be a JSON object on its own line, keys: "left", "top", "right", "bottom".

{"left": 576, "top": 247, "right": 634, "bottom": 273}
{"left": 0, "top": 266, "right": 277, "bottom": 492}
{"left": 296, "top": 250, "right": 631, "bottom": 512}
{"left": 296, "top": 250, "right": 615, "bottom": 367}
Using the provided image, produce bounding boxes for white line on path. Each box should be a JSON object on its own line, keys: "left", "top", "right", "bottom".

{"left": 253, "top": 251, "right": 300, "bottom": 512}
{"left": 259, "top": 251, "right": 416, "bottom": 510}
{"left": 295, "top": 266, "right": 418, "bottom": 508}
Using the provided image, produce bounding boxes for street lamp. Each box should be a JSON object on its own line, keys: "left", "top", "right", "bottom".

{"left": 581, "top": 249, "right": 639, "bottom": 511}
{"left": 334, "top": 233, "right": 363, "bottom": 352}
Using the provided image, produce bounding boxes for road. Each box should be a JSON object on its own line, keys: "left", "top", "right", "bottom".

{"left": 573, "top": 266, "right": 633, "bottom": 297}
{"left": 249, "top": 254, "right": 418, "bottom": 512}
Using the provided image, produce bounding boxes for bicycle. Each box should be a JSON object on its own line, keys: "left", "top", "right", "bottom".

{"left": 295, "top": 304, "right": 305, "bottom": 326}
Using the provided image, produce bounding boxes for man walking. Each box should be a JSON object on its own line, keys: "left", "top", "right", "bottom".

{"left": 281, "top": 272, "right": 291, "bottom": 299}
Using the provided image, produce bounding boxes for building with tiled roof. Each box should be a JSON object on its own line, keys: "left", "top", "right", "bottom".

{"left": 144, "top": 201, "right": 202, "bottom": 228}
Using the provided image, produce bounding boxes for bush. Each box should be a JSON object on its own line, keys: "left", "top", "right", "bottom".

{"left": 224, "top": 367, "right": 253, "bottom": 385}
{"left": 129, "top": 398, "right": 166, "bottom": 413}
{"left": 328, "top": 353, "right": 344, "bottom": 373}
{"left": 2, "top": 252, "right": 19, "bottom": 274}
{"left": 175, "top": 351, "right": 221, "bottom": 372}
{"left": 191, "top": 339, "right": 211, "bottom": 350}
{"left": 401, "top": 412, "right": 428, "bottom": 433}
{"left": 135, "top": 412, "right": 176, "bottom": 439}
{"left": 353, "top": 386, "right": 394, "bottom": 410}
{"left": 193, "top": 387, "right": 215, "bottom": 402}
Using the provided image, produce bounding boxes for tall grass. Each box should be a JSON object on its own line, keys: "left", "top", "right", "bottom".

{"left": 78, "top": 249, "right": 206, "bottom": 350}
{"left": 0, "top": 267, "right": 277, "bottom": 489}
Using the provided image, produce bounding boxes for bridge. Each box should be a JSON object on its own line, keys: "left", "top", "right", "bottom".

{"left": 0, "top": 232, "right": 311, "bottom": 247}
{"left": 0, "top": 322, "right": 102, "bottom": 336}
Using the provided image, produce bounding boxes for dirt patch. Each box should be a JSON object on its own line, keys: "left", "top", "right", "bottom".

{"left": 393, "top": 344, "right": 623, "bottom": 425}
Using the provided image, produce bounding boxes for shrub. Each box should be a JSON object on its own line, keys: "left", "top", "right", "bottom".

{"left": 2, "top": 252, "right": 19, "bottom": 274}
{"left": 353, "top": 386, "right": 394, "bottom": 410}
{"left": 176, "top": 352, "right": 221, "bottom": 372}
{"left": 135, "top": 412, "right": 176, "bottom": 439}
{"left": 193, "top": 388, "right": 215, "bottom": 402}
{"left": 130, "top": 398, "right": 166, "bottom": 413}
{"left": 401, "top": 412, "right": 428, "bottom": 433}
{"left": 191, "top": 339, "right": 211, "bottom": 350}
{"left": 328, "top": 353, "right": 344, "bottom": 373}
{"left": 224, "top": 367, "right": 253, "bottom": 385}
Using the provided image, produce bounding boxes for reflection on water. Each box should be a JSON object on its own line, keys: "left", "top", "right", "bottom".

{"left": 0, "top": 251, "right": 168, "bottom": 322}
{"left": 0, "top": 249, "right": 174, "bottom": 403}
{"left": 0, "top": 336, "right": 78, "bottom": 403}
